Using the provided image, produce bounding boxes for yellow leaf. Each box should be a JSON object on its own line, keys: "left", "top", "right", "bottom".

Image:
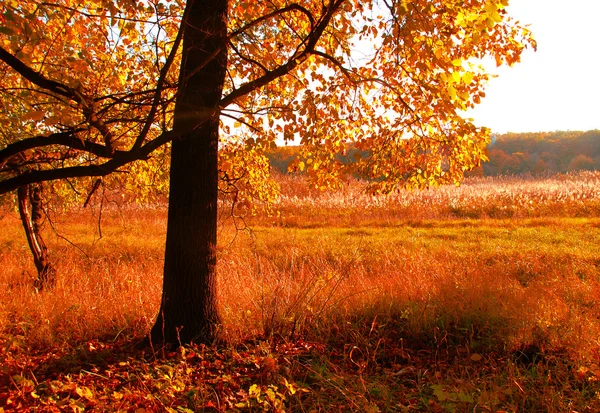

{"left": 462, "top": 72, "right": 474, "bottom": 85}
{"left": 448, "top": 85, "right": 457, "bottom": 100}
{"left": 75, "top": 385, "right": 94, "bottom": 400}
{"left": 249, "top": 384, "right": 260, "bottom": 397}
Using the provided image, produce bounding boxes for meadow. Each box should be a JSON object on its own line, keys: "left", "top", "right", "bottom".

{"left": 1, "top": 171, "right": 600, "bottom": 412}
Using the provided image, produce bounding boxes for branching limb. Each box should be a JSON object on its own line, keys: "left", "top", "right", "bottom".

{"left": 0, "top": 46, "right": 114, "bottom": 152}
{"left": 0, "top": 130, "right": 129, "bottom": 170}
{"left": 0, "top": 46, "right": 79, "bottom": 102}
{"left": 310, "top": 50, "right": 416, "bottom": 117}
{"left": 221, "top": 0, "right": 346, "bottom": 108}
{"left": 131, "top": 4, "right": 188, "bottom": 151}
{"left": 228, "top": 4, "right": 315, "bottom": 39}
{"left": 0, "top": 130, "right": 177, "bottom": 194}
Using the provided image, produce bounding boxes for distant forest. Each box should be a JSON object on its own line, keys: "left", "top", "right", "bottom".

{"left": 267, "top": 130, "right": 600, "bottom": 177}
{"left": 481, "top": 130, "right": 600, "bottom": 175}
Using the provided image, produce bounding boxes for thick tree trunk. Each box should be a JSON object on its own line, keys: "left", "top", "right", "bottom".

{"left": 150, "top": 0, "right": 228, "bottom": 345}
{"left": 17, "top": 184, "right": 56, "bottom": 290}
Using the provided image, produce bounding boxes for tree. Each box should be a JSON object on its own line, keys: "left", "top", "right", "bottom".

{"left": 568, "top": 154, "right": 595, "bottom": 172}
{"left": 16, "top": 183, "right": 56, "bottom": 290}
{"left": 0, "top": 0, "right": 535, "bottom": 345}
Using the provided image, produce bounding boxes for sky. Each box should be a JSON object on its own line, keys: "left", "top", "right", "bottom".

{"left": 467, "top": 0, "right": 600, "bottom": 134}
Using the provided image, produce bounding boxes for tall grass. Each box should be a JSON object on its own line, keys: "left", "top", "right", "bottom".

{"left": 267, "top": 170, "right": 600, "bottom": 226}
{"left": 223, "top": 220, "right": 600, "bottom": 357}
{"left": 1, "top": 172, "right": 598, "bottom": 355}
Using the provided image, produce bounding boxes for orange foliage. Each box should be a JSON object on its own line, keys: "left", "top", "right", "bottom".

{"left": 1, "top": 0, "right": 535, "bottom": 197}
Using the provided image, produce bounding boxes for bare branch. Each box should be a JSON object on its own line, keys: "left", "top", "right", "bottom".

{"left": 220, "top": 112, "right": 262, "bottom": 134}
{"left": 311, "top": 50, "right": 416, "bottom": 116}
{"left": 131, "top": 4, "right": 188, "bottom": 151}
{"left": 228, "top": 40, "right": 270, "bottom": 74}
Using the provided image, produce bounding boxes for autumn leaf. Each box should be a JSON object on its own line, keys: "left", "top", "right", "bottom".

{"left": 75, "top": 385, "right": 94, "bottom": 400}
{"left": 470, "top": 353, "right": 483, "bottom": 362}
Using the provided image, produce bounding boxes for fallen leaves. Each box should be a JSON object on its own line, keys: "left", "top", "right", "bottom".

{"left": 2, "top": 329, "right": 600, "bottom": 412}
{"left": 0, "top": 337, "right": 314, "bottom": 412}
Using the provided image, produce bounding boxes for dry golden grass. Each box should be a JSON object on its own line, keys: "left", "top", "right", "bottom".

{"left": 0, "top": 209, "right": 165, "bottom": 348}
{"left": 1, "top": 174, "right": 599, "bottom": 351}
{"left": 226, "top": 219, "right": 600, "bottom": 355}
{"left": 1, "top": 172, "right": 600, "bottom": 411}
{"left": 267, "top": 170, "right": 600, "bottom": 226}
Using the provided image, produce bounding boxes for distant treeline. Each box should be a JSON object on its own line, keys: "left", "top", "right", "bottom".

{"left": 482, "top": 130, "right": 600, "bottom": 175}
{"left": 267, "top": 130, "right": 600, "bottom": 176}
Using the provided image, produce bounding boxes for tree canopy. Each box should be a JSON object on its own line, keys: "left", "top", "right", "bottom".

{"left": 1, "top": 0, "right": 534, "bottom": 195}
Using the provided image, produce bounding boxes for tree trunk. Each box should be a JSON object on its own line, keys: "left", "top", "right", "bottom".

{"left": 150, "top": 0, "right": 228, "bottom": 345}
{"left": 17, "top": 184, "right": 56, "bottom": 290}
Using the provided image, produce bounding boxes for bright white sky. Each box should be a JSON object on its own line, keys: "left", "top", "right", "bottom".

{"left": 467, "top": 0, "right": 600, "bottom": 134}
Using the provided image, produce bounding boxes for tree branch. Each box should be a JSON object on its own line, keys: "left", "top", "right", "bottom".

{"left": 228, "top": 4, "right": 315, "bottom": 39}
{"left": 0, "top": 130, "right": 130, "bottom": 170}
{"left": 131, "top": 4, "right": 188, "bottom": 151}
{"left": 228, "top": 40, "right": 270, "bottom": 74}
{"left": 221, "top": 0, "right": 346, "bottom": 108}
{"left": 311, "top": 50, "right": 416, "bottom": 116}
{"left": 0, "top": 130, "right": 177, "bottom": 194}
{"left": 0, "top": 46, "right": 79, "bottom": 102}
{"left": 0, "top": 46, "right": 117, "bottom": 153}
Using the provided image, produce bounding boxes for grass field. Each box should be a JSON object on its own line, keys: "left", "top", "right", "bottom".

{"left": 1, "top": 172, "right": 600, "bottom": 412}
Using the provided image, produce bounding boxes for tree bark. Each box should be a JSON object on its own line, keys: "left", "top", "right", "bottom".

{"left": 17, "top": 184, "right": 56, "bottom": 290}
{"left": 150, "top": 0, "right": 228, "bottom": 345}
